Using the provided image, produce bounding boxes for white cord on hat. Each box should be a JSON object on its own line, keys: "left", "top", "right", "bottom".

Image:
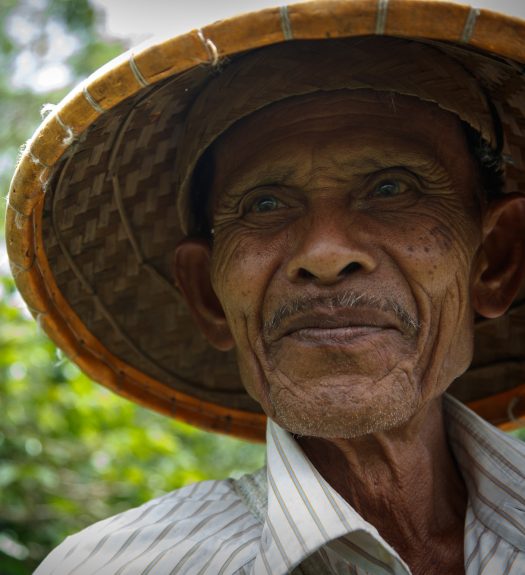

{"left": 376, "top": 0, "right": 389, "bottom": 34}
{"left": 197, "top": 29, "right": 219, "bottom": 67}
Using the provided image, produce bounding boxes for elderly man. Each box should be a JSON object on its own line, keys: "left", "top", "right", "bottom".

{"left": 7, "top": 1, "right": 525, "bottom": 574}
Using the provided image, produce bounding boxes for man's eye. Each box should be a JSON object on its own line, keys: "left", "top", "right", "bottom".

{"left": 250, "top": 196, "right": 283, "bottom": 213}
{"left": 372, "top": 180, "right": 402, "bottom": 198}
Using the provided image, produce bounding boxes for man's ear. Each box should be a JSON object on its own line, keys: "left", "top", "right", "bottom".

{"left": 171, "top": 238, "right": 234, "bottom": 351}
{"left": 472, "top": 193, "right": 525, "bottom": 318}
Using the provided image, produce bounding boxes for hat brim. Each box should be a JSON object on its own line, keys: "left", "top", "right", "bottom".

{"left": 7, "top": 0, "right": 525, "bottom": 440}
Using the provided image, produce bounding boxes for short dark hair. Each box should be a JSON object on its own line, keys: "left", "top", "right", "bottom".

{"left": 189, "top": 145, "right": 216, "bottom": 240}
{"left": 463, "top": 122, "right": 504, "bottom": 203}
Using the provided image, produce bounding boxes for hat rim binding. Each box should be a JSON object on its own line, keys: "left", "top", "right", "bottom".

{"left": 6, "top": 0, "right": 525, "bottom": 441}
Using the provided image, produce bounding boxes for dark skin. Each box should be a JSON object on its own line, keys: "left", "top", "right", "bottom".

{"left": 298, "top": 402, "right": 467, "bottom": 573}
{"left": 174, "top": 91, "right": 525, "bottom": 574}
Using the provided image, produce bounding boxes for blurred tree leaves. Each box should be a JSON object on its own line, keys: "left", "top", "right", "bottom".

{"left": 0, "top": 275, "right": 264, "bottom": 573}
{"left": 1, "top": 273, "right": 264, "bottom": 573}
{"left": 0, "top": 2, "right": 264, "bottom": 573}
{"left": 513, "top": 427, "right": 525, "bottom": 441}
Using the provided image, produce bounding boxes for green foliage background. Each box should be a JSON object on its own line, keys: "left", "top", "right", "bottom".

{"left": 1, "top": 2, "right": 524, "bottom": 574}
{"left": 0, "top": 2, "right": 264, "bottom": 573}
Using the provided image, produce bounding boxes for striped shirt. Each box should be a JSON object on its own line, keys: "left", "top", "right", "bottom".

{"left": 35, "top": 395, "right": 525, "bottom": 574}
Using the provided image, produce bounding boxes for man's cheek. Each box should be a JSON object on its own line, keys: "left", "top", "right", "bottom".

{"left": 212, "top": 258, "right": 263, "bottom": 339}
{"left": 211, "top": 237, "right": 247, "bottom": 294}
{"left": 416, "top": 277, "right": 475, "bottom": 392}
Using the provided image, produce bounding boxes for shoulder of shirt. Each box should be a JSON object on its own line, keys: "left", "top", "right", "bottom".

{"left": 34, "top": 473, "right": 264, "bottom": 575}
{"left": 83, "top": 475, "right": 241, "bottom": 532}
{"left": 444, "top": 394, "right": 525, "bottom": 477}
{"left": 444, "top": 394, "right": 525, "bottom": 552}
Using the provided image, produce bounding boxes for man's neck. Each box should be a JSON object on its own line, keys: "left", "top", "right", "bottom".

{"left": 295, "top": 397, "right": 467, "bottom": 575}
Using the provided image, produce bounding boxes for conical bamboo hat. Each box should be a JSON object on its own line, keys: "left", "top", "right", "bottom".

{"left": 7, "top": 0, "right": 525, "bottom": 440}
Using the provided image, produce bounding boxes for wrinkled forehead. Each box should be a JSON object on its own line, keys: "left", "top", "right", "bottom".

{"left": 209, "top": 89, "right": 473, "bottom": 193}
{"left": 176, "top": 36, "right": 497, "bottom": 233}
{"left": 212, "top": 88, "right": 467, "bottom": 153}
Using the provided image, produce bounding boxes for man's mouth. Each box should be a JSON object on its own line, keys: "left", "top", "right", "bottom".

{"left": 288, "top": 324, "right": 385, "bottom": 344}
{"left": 265, "top": 308, "right": 401, "bottom": 345}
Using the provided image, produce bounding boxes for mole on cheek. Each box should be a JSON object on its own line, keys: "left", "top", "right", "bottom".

{"left": 430, "top": 225, "right": 453, "bottom": 252}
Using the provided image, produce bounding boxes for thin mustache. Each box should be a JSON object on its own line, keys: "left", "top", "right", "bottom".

{"left": 263, "top": 290, "right": 420, "bottom": 337}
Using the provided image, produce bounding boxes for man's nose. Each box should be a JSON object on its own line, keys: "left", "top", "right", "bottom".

{"left": 285, "top": 210, "right": 377, "bottom": 285}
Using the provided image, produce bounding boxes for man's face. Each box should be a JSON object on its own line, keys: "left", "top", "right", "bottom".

{"left": 207, "top": 91, "right": 483, "bottom": 438}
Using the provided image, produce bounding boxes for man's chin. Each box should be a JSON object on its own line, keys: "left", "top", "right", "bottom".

{"left": 266, "top": 335, "right": 411, "bottom": 382}
{"left": 239, "top": 352, "right": 420, "bottom": 438}
{"left": 266, "top": 385, "right": 420, "bottom": 439}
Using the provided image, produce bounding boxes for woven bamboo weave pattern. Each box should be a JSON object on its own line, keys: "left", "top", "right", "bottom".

{"left": 43, "top": 71, "right": 259, "bottom": 411}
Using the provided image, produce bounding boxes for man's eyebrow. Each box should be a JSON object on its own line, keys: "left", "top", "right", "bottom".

{"left": 332, "top": 149, "right": 442, "bottom": 172}
{"left": 220, "top": 150, "right": 444, "bottom": 195}
{"left": 223, "top": 166, "right": 297, "bottom": 192}
{"left": 226, "top": 158, "right": 400, "bottom": 189}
